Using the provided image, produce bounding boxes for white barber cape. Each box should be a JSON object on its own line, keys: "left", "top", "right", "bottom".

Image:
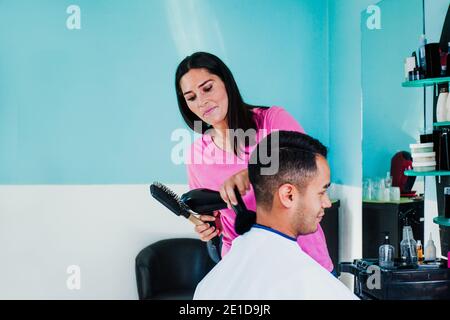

{"left": 194, "top": 225, "right": 358, "bottom": 300}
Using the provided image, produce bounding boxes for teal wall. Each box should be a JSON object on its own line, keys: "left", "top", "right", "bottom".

{"left": 361, "top": 0, "right": 449, "bottom": 180}
{"left": 0, "top": 0, "right": 329, "bottom": 184}
{"left": 328, "top": 0, "right": 375, "bottom": 186}
{"left": 329, "top": 0, "right": 448, "bottom": 186}
{"left": 324, "top": 0, "right": 446, "bottom": 187}
{"left": 361, "top": 0, "right": 424, "bottom": 179}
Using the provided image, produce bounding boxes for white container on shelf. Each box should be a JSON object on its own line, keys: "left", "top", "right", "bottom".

{"left": 390, "top": 187, "right": 400, "bottom": 201}
{"left": 411, "top": 151, "right": 435, "bottom": 163}
{"left": 412, "top": 160, "right": 436, "bottom": 172}
{"left": 436, "top": 86, "right": 448, "bottom": 122}
{"left": 409, "top": 142, "right": 434, "bottom": 154}
{"left": 446, "top": 87, "right": 450, "bottom": 121}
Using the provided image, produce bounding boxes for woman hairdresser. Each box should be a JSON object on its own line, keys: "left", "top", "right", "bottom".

{"left": 175, "top": 52, "right": 334, "bottom": 273}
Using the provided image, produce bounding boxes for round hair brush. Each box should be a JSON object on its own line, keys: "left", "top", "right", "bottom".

{"left": 150, "top": 182, "right": 203, "bottom": 226}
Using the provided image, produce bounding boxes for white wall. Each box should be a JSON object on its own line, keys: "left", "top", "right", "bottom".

{"left": 329, "top": 183, "right": 362, "bottom": 289}
{"left": 0, "top": 184, "right": 195, "bottom": 299}
{"left": 0, "top": 182, "right": 357, "bottom": 298}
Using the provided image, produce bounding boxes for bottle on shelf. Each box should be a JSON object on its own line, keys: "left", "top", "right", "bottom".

{"left": 445, "top": 187, "right": 450, "bottom": 219}
{"left": 385, "top": 171, "right": 392, "bottom": 188}
{"left": 437, "top": 85, "right": 449, "bottom": 122}
{"left": 416, "top": 240, "right": 424, "bottom": 262}
{"left": 418, "top": 34, "right": 427, "bottom": 78}
{"left": 441, "top": 42, "right": 450, "bottom": 77}
{"left": 400, "top": 218, "right": 418, "bottom": 265}
{"left": 424, "top": 232, "right": 437, "bottom": 262}
{"left": 447, "top": 42, "right": 450, "bottom": 77}
{"left": 379, "top": 233, "right": 395, "bottom": 269}
{"left": 445, "top": 84, "right": 450, "bottom": 121}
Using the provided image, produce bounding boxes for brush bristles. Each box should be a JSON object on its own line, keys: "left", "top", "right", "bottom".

{"left": 153, "top": 182, "right": 180, "bottom": 201}
{"left": 150, "top": 182, "right": 191, "bottom": 218}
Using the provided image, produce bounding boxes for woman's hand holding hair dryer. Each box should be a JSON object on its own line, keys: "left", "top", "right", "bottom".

{"left": 194, "top": 211, "right": 222, "bottom": 242}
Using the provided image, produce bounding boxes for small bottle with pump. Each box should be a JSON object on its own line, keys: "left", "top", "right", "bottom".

{"left": 424, "top": 232, "right": 437, "bottom": 262}
{"left": 416, "top": 240, "right": 424, "bottom": 262}
{"left": 379, "top": 233, "right": 395, "bottom": 269}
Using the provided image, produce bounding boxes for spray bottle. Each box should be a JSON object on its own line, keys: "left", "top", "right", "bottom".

{"left": 379, "top": 232, "right": 395, "bottom": 269}
{"left": 400, "top": 217, "right": 418, "bottom": 265}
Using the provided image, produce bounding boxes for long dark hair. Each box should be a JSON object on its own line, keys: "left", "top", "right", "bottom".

{"left": 175, "top": 52, "right": 262, "bottom": 156}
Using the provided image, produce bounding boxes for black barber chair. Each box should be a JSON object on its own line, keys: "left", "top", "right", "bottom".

{"left": 135, "top": 238, "right": 216, "bottom": 300}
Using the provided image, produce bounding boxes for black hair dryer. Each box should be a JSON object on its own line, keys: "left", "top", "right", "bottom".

{"left": 180, "top": 188, "right": 254, "bottom": 263}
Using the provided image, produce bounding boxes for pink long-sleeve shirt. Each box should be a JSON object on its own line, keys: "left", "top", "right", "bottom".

{"left": 186, "top": 106, "right": 334, "bottom": 272}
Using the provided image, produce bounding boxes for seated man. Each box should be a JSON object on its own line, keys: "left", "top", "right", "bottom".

{"left": 194, "top": 131, "right": 358, "bottom": 300}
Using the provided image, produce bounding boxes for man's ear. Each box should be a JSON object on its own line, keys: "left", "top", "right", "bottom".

{"left": 277, "top": 184, "right": 295, "bottom": 209}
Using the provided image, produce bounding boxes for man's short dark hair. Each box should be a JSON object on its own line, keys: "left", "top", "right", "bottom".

{"left": 248, "top": 131, "right": 327, "bottom": 211}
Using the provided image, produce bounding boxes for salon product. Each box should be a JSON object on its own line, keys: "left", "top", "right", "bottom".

{"left": 417, "top": 240, "right": 424, "bottom": 262}
{"left": 420, "top": 130, "right": 434, "bottom": 143}
{"left": 411, "top": 152, "right": 435, "bottom": 163}
{"left": 383, "top": 176, "right": 392, "bottom": 200}
{"left": 445, "top": 86, "right": 450, "bottom": 121}
{"left": 400, "top": 219, "right": 418, "bottom": 265}
{"left": 414, "top": 67, "right": 422, "bottom": 80}
{"left": 424, "top": 43, "right": 442, "bottom": 78}
{"left": 404, "top": 61, "right": 409, "bottom": 80}
{"left": 385, "top": 172, "right": 392, "bottom": 187}
{"left": 409, "top": 142, "right": 434, "bottom": 153}
{"left": 418, "top": 34, "right": 427, "bottom": 75}
{"left": 408, "top": 66, "right": 423, "bottom": 81}
{"left": 411, "top": 161, "right": 436, "bottom": 172}
{"left": 441, "top": 43, "right": 450, "bottom": 76}
{"left": 410, "top": 143, "right": 436, "bottom": 171}
{"left": 405, "top": 56, "right": 416, "bottom": 80}
{"left": 390, "top": 187, "right": 400, "bottom": 201}
{"left": 435, "top": 128, "right": 450, "bottom": 170}
{"left": 437, "top": 86, "right": 449, "bottom": 122}
{"left": 412, "top": 153, "right": 436, "bottom": 171}
{"left": 383, "top": 187, "right": 390, "bottom": 201}
{"left": 379, "top": 233, "right": 395, "bottom": 269}
{"left": 445, "top": 187, "right": 450, "bottom": 219}
{"left": 424, "top": 233, "right": 437, "bottom": 262}
{"left": 374, "top": 178, "right": 385, "bottom": 201}
{"left": 363, "top": 178, "right": 373, "bottom": 200}
{"left": 447, "top": 43, "right": 450, "bottom": 76}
